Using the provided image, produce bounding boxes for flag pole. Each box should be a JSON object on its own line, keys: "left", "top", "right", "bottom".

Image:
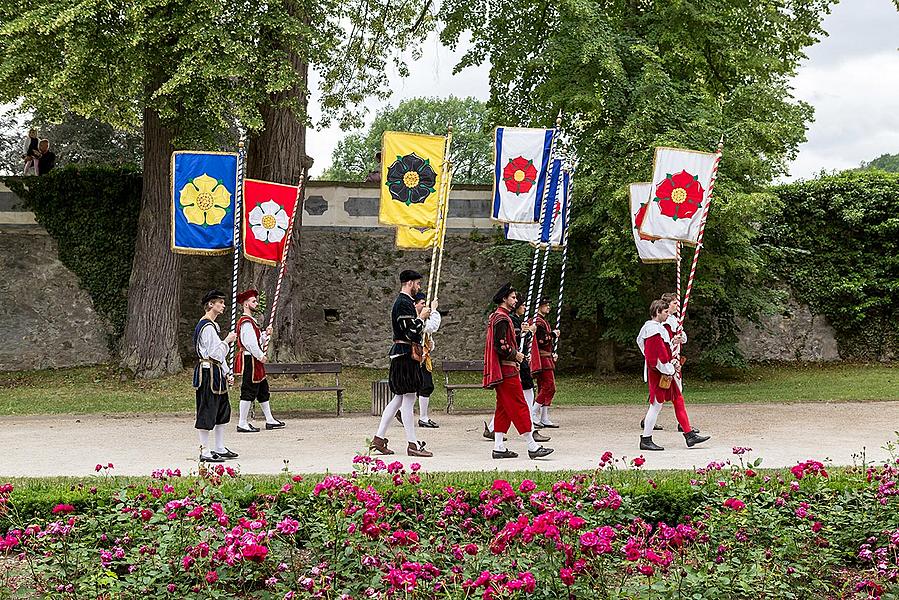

{"left": 530, "top": 159, "right": 564, "bottom": 333}
{"left": 679, "top": 136, "right": 724, "bottom": 323}
{"left": 552, "top": 167, "right": 574, "bottom": 355}
{"left": 262, "top": 174, "right": 305, "bottom": 353}
{"left": 228, "top": 140, "right": 246, "bottom": 371}
{"left": 431, "top": 125, "right": 454, "bottom": 302}
{"left": 426, "top": 126, "right": 453, "bottom": 305}
{"left": 520, "top": 111, "right": 562, "bottom": 351}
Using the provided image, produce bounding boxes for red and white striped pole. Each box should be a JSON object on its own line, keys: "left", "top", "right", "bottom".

{"left": 262, "top": 175, "right": 305, "bottom": 353}
{"left": 679, "top": 136, "right": 724, "bottom": 323}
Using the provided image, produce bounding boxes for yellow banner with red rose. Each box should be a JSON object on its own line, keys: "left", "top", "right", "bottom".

{"left": 379, "top": 131, "right": 446, "bottom": 228}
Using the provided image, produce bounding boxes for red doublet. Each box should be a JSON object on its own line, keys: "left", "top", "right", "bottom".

{"left": 234, "top": 316, "right": 266, "bottom": 383}
{"left": 483, "top": 308, "right": 532, "bottom": 435}
{"left": 644, "top": 332, "right": 691, "bottom": 431}
{"left": 533, "top": 315, "right": 556, "bottom": 407}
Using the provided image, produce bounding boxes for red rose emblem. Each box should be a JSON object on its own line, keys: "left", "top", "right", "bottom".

{"left": 654, "top": 170, "right": 704, "bottom": 220}
{"left": 633, "top": 203, "right": 656, "bottom": 241}
{"left": 503, "top": 156, "right": 537, "bottom": 195}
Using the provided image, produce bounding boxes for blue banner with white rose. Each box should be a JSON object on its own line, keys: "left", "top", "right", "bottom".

{"left": 171, "top": 151, "right": 238, "bottom": 255}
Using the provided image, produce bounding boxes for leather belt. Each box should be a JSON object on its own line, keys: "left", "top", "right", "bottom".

{"left": 500, "top": 360, "right": 519, "bottom": 367}
{"left": 539, "top": 351, "right": 553, "bottom": 358}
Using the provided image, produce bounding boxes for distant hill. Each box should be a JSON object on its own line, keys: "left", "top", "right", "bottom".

{"left": 858, "top": 153, "right": 899, "bottom": 173}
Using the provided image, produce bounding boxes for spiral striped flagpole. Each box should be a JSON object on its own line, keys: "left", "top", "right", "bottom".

{"left": 520, "top": 112, "right": 563, "bottom": 351}
{"left": 262, "top": 174, "right": 305, "bottom": 353}
{"left": 552, "top": 167, "right": 574, "bottom": 355}
{"left": 679, "top": 136, "right": 724, "bottom": 324}
{"left": 427, "top": 125, "right": 453, "bottom": 305}
{"left": 675, "top": 241, "right": 682, "bottom": 302}
{"left": 228, "top": 140, "right": 246, "bottom": 370}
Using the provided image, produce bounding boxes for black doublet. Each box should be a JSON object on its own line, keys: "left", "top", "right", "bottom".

{"left": 511, "top": 313, "right": 534, "bottom": 391}
{"left": 388, "top": 293, "right": 424, "bottom": 395}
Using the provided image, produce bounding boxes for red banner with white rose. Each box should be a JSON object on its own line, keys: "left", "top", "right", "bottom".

{"left": 242, "top": 179, "right": 301, "bottom": 266}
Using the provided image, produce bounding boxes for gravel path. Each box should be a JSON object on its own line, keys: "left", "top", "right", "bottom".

{"left": 2, "top": 401, "right": 897, "bottom": 477}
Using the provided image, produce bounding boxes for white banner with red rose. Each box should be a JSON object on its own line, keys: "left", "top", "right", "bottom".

{"left": 491, "top": 126, "right": 555, "bottom": 223}
{"left": 638, "top": 147, "right": 718, "bottom": 245}
{"left": 629, "top": 182, "right": 678, "bottom": 263}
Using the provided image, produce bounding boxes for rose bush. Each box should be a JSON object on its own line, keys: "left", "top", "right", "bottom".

{"left": 2, "top": 448, "right": 899, "bottom": 599}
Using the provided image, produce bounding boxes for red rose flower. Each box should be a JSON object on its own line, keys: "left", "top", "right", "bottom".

{"left": 654, "top": 170, "right": 705, "bottom": 220}
{"left": 633, "top": 204, "right": 656, "bottom": 241}
{"left": 503, "top": 156, "right": 538, "bottom": 195}
{"left": 52, "top": 504, "right": 75, "bottom": 514}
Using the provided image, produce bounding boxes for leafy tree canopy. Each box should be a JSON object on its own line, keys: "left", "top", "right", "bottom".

{"left": 858, "top": 153, "right": 899, "bottom": 173}
{"left": 441, "top": 0, "right": 836, "bottom": 369}
{"left": 321, "top": 96, "right": 493, "bottom": 184}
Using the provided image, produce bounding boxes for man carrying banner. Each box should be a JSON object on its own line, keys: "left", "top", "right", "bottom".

{"left": 193, "top": 290, "right": 238, "bottom": 463}
{"left": 234, "top": 289, "right": 285, "bottom": 433}
{"left": 637, "top": 300, "right": 710, "bottom": 451}
{"left": 483, "top": 299, "right": 550, "bottom": 444}
{"left": 660, "top": 292, "right": 700, "bottom": 433}
{"left": 397, "top": 292, "right": 442, "bottom": 428}
{"left": 532, "top": 298, "right": 560, "bottom": 428}
{"left": 484, "top": 283, "right": 554, "bottom": 460}
{"left": 371, "top": 269, "right": 434, "bottom": 458}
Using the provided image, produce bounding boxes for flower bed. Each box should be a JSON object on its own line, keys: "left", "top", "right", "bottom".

{"left": 1, "top": 449, "right": 899, "bottom": 599}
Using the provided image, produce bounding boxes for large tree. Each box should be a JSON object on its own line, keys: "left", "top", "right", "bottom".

{"left": 321, "top": 96, "right": 493, "bottom": 184}
{"left": 0, "top": 0, "right": 434, "bottom": 376}
{"left": 442, "top": 0, "right": 835, "bottom": 371}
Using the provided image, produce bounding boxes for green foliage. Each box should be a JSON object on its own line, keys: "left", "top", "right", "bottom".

{"left": 24, "top": 110, "right": 144, "bottom": 168}
{"left": 763, "top": 170, "right": 899, "bottom": 359}
{"left": 442, "top": 0, "right": 836, "bottom": 368}
{"left": 3, "top": 167, "right": 141, "bottom": 341}
{"left": 859, "top": 152, "right": 899, "bottom": 173}
{"left": 0, "top": 0, "right": 436, "bottom": 141}
{"left": 321, "top": 96, "right": 494, "bottom": 184}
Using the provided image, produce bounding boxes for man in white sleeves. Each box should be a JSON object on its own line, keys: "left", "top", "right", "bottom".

{"left": 234, "top": 288, "right": 285, "bottom": 433}
{"left": 193, "top": 290, "right": 238, "bottom": 463}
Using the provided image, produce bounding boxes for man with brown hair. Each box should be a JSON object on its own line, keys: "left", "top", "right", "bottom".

{"left": 636, "top": 299, "right": 709, "bottom": 451}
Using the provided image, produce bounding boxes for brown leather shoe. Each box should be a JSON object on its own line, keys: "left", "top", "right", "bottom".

{"left": 370, "top": 436, "right": 394, "bottom": 455}
{"left": 407, "top": 441, "right": 433, "bottom": 458}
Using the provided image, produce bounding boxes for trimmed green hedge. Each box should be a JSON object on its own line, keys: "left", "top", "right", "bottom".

{"left": 765, "top": 171, "right": 899, "bottom": 359}
{"left": 4, "top": 166, "right": 142, "bottom": 342}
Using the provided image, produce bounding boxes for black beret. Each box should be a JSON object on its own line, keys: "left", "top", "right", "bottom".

{"left": 538, "top": 297, "right": 552, "bottom": 306}
{"left": 202, "top": 289, "right": 227, "bottom": 305}
{"left": 413, "top": 292, "right": 427, "bottom": 302}
{"left": 400, "top": 269, "right": 423, "bottom": 283}
{"left": 492, "top": 282, "right": 515, "bottom": 305}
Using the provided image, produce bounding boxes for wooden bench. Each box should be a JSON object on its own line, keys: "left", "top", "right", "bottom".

{"left": 442, "top": 360, "right": 485, "bottom": 414}
{"left": 266, "top": 362, "right": 346, "bottom": 416}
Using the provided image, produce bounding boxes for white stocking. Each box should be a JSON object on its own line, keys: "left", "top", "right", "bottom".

{"left": 642, "top": 401, "right": 664, "bottom": 437}
{"left": 239, "top": 400, "right": 253, "bottom": 428}
{"left": 376, "top": 394, "right": 403, "bottom": 438}
{"left": 198, "top": 430, "right": 211, "bottom": 457}
{"left": 400, "top": 393, "right": 418, "bottom": 443}
{"left": 418, "top": 396, "right": 430, "bottom": 421}
{"left": 213, "top": 425, "right": 226, "bottom": 453}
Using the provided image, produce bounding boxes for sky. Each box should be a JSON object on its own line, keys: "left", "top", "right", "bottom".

{"left": 306, "top": 0, "right": 899, "bottom": 182}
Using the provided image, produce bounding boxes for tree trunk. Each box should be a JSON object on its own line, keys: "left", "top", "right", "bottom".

{"left": 246, "top": 52, "right": 312, "bottom": 362}
{"left": 594, "top": 309, "right": 617, "bottom": 375}
{"left": 119, "top": 106, "right": 182, "bottom": 378}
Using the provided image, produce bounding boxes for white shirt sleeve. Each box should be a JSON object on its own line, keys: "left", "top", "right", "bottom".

{"left": 423, "top": 311, "right": 441, "bottom": 335}
{"left": 656, "top": 359, "right": 675, "bottom": 375}
{"left": 680, "top": 329, "right": 688, "bottom": 345}
{"left": 240, "top": 321, "right": 265, "bottom": 361}
{"left": 200, "top": 324, "right": 231, "bottom": 376}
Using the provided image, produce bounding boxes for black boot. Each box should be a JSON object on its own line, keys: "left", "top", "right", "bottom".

{"left": 639, "top": 436, "right": 664, "bottom": 451}
{"left": 677, "top": 424, "right": 700, "bottom": 433}
{"left": 640, "top": 419, "right": 663, "bottom": 431}
{"left": 684, "top": 431, "right": 710, "bottom": 447}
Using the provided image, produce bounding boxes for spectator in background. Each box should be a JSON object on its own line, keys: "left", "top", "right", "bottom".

{"left": 365, "top": 151, "right": 382, "bottom": 183}
{"left": 37, "top": 139, "right": 55, "bottom": 175}
{"left": 22, "top": 128, "right": 39, "bottom": 175}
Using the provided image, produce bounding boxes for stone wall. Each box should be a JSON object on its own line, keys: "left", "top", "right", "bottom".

{"left": 0, "top": 228, "right": 112, "bottom": 370}
{"left": 737, "top": 297, "right": 839, "bottom": 362}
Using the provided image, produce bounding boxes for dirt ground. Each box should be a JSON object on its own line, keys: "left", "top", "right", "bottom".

{"left": 1, "top": 401, "right": 897, "bottom": 477}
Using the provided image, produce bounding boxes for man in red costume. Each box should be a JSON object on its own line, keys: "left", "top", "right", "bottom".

{"left": 234, "top": 289, "right": 285, "bottom": 433}
{"left": 660, "top": 292, "right": 700, "bottom": 434}
{"left": 531, "top": 297, "right": 560, "bottom": 428}
{"left": 637, "top": 299, "right": 709, "bottom": 451}
{"left": 483, "top": 283, "right": 553, "bottom": 460}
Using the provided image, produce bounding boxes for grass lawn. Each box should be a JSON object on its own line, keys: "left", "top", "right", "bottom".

{"left": 0, "top": 362, "right": 895, "bottom": 416}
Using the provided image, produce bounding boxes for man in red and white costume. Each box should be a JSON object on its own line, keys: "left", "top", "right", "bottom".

{"left": 660, "top": 291, "right": 700, "bottom": 433}
{"left": 234, "top": 289, "right": 285, "bottom": 433}
{"left": 483, "top": 283, "right": 553, "bottom": 460}
{"left": 637, "top": 299, "right": 709, "bottom": 451}
{"left": 531, "top": 297, "right": 560, "bottom": 428}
